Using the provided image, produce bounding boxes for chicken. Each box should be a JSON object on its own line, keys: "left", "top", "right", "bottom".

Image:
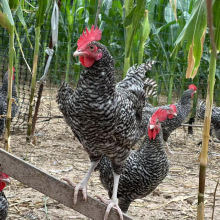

{"left": 140, "top": 84, "right": 197, "bottom": 153}
{"left": 56, "top": 25, "right": 155, "bottom": 219}
{"left": 0, "top": 68, "right": 19, "bottom": 138}
{"left": 197, "top": 100, "right": 220, "bottom": 140}
{"left": 0, "top": 172, "right": 10, "bottom": 220}
{"left": 95, "top": 107, "right": 177, "bottom": 213}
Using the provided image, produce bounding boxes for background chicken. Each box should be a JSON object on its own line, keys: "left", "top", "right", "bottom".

{"left": 95, "top": 107, "right": 176, "bottom": 213}
{"left": 140, "top": 84, "right": 197, "bottom": 153}
{"left": 197, "top": 101, "right": 220, "bottom": 141}
{"left": 57, "top": 25, "right": 156, "bottom": 219}
{"left": 0, "top": 68, "right": 19, "bottom": 138}
{"left": 0, "top": 172, "right": 10, "bottom": 220}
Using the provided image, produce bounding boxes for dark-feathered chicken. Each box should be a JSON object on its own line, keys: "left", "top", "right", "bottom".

{"left": 197, "top": 101, "right": 220, "bottom": 140}
{"left": 95, "top": 107, "right": 176, "bottom": 213}
{"left": 57, "top": 25, "right": 155, "bottom": 219}
{"left": 0, "top": 68, "right": 19, "bottom": 137}
{"left": 140, "top": 84, "right": 197, "bottom": 153}
{"left": 0, "top": 173, "right": 10, "bottom": 220}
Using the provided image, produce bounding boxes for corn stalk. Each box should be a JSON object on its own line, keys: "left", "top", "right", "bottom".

{"left": 4, "top": 29, "right": 15, "bottom": 152}
{"left": 26, "top": 27, "right": 40, "bottom": 141}
{"left": 197, "top": 0, "right": 220, "bottom": 218}
{"left": 138, "top": 10, "right": 150, "bottom": 64}
{"left": 26, "top": 0, "right": 49, "bottom": 141}
{"left": 123, "top": 0, "right": 133, "bottom": 77}
{"left": 123, "top": 0, "right": 146, "bottom": 77}
{"left": 0, "top": 0, "right": 15, "bottom": 152}
{"left": 197, "top": 49, "right": 216, "bottom": 219}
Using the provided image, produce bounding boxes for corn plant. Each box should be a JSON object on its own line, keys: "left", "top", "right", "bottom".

{"left": 26, "top": 0, "right": 50, "bottom": 142}
{"left": 172, "top": 0, "right": 220, "bottom": 219}
{"left": 0, "top": 0, "right": 15, "bottom": 152}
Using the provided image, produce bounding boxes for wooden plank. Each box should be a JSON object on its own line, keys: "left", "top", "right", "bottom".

{"left": 0, "top": 148, "right": 132, "bottom": 220}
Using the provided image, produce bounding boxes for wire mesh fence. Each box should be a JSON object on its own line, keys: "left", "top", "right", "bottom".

{"left": 0, "top": 0, "right": 219, "bottom": 134}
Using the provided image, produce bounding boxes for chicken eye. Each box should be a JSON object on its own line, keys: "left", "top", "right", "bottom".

{"left": 89, "top": 45, "right": 96, "bottom": 52}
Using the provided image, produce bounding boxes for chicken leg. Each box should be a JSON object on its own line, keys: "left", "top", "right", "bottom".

{"left": 102, "top": 172, "right": 123, "bottom": 220}
{"left": 63, "top": 160, "right": 99, "bottom": 204}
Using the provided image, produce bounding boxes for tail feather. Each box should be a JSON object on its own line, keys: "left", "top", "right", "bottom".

{"left": 144, "top": 78, "right": 157, "bottom": 98}
{"left": 126, "top": 61, "right": 156, "bottom": 79}
{"left": 197, "top": 100, "right": 206, "bottom": 120}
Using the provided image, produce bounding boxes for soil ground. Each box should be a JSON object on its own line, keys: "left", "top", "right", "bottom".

{"left": 1, "top": 87, "right": 220, "bottom": 220}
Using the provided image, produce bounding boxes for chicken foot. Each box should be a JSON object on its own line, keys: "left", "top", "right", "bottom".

{"left": 103, "top": 172, "right": 123, "bottom": 220}
{"left": 63, "top": 160, "right": 99, "bottom": 204}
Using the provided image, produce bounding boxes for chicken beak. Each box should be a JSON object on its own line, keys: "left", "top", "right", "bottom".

{"left": 150, "top": 125, "right": 155, "bottom": 130}
{"left": 1, "top": 177, "right": 10, "bottom": 185}
{"left": 173, "top": 112, "right": 177, "bottom": 116}
{"left": 73, "top": 50, "right": 84, "bottom": 57}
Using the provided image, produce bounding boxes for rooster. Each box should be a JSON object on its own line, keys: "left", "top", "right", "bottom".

{"left": 57, "top": 25, "right": 156, "bottom": 219}
{"left": 197, "top": 101, "right": 220, "bottom": 141}
{"left": 140, "top": 84, "right": 197, "bottom": 153}
{"left": 0, "top": 68, "right": 19, "bottom": 138}
{"left": 95, "top": 107, "right": 177, "bottom": 213}
{"left": 0, "top": 172, "right": 10, "bottom": 220}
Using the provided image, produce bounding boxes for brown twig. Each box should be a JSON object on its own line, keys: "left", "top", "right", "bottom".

{"left": 31, "top": 0, "right": 62, "bottom": 137}
{"left": 212, "top": 179, "right": 219, "bottom": 220}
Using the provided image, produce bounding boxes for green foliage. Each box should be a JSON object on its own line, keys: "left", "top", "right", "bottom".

{"left": 9, "top": 0, "right": 19, "bottom": 10}
{"left": 36, "top": 0, "right": 49, "bottom": 27}
{"left": 172, "top": 0, "right": 207, "bottom": 78}
{"left": 213, "top": 0, "right": 220, "bottom": 51}
{"left": 0, "top": 0, "right": 14, "bottom": 34}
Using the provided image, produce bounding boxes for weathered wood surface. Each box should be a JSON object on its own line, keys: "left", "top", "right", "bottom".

{"left": 0, "top": 148, "right": 133, "bottom": 220}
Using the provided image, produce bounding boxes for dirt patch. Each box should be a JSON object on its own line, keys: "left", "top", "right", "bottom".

{"left": 1, "top": 87, "right": 220, "bottom": 220}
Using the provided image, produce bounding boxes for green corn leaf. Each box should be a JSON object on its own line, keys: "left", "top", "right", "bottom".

{"left": 123, "top": 5, "right": 137, "bottom": 28}
{"left": 0, "top": 11, "right": 13, "bottom": 33}
{"left": 1, "top": 0, "right": 14, "bottom": 26}
{"left": 9, "top": 0, "right": 19, "bottom": 10}
{"left": 169, "top": 0, "right": 177, "bottom": 22}
{"left": 36, "top": 0, "right": 49, "bottom": 27}
{"left": 213, "top": 0, "right": 220, "bottom": 51}
{"left": 16, "top": 3, "right": 33, "bottom": 49}
{"left": 138, "top": 10, "right": 150, "bottom": 64}
{"left": 125, "top": 0, "right": 146, "bottom": 58}
{"left": 172, "top": 0, "right": 207, "bottom": 78}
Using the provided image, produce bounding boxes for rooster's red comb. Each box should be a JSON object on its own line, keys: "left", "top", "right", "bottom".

{"left": 151, "top": 108, "right": 169, "bottom": 123}
{"left": 188, "top": 84, "right": 197, "bottom": 91}
{"left": 13, "top": 67, "right": 15, "bottom": 72}
{"left": 77, "top": 25, "right": 102, "bottom": 49}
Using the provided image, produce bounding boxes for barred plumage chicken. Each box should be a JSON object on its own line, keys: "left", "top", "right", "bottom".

{"left": 95, "top": 107, "right": 176, "bottom": 213}
{"left": 57, "top": 25, "right": 156, "bottom": 219}
{"left": 197, "top": 101, "right": 220, "bottom": 140}
{"left": 140, "top": 84, "right": 197, "bottom": 153}
{"left": 0, "top": 173, "right": 10, "bottom": 220}
{"left": 0, "top": 68, "right": 19, "bottom": 137}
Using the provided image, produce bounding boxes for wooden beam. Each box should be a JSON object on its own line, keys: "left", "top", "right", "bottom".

{"left": 0, "top": 149, "right": 132, "bottom": 220}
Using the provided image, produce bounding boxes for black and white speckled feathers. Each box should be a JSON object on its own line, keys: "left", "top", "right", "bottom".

{"left": 95, "top": 118, "right": 168, "bottom": 212}
{"left": 57, "top": 41, "right": 155, "bottom": 173}
{"left": 0, "top": 71, "right": 19, "bottom": 136}
{"left": 0, "top": 191, "right": 8, "bottom": 220}
{"left": 197, "top": 101, "right": 220, "bottom": 140}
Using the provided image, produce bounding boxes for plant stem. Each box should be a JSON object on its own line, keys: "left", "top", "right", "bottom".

{"left": 26, "top": 27, "right": 40, "bottom": 142}
{"left": 197, "top": 49, "right": 216, "bottom": 220}
{"left": 4, "top": 28, "right": 15, "bottom": 152}
{"left": 123, "top": 0, "right": 133, "bottom": 77}
{"left": 65, "top": 35, "right": 71, "bottom": 82}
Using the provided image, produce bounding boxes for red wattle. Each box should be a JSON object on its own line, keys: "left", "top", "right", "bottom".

{"left": 79, "top": 56, "right": 94, "bottom": 67}
{"left": 0, "top": 182, "right": 6, "bottom": 191}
